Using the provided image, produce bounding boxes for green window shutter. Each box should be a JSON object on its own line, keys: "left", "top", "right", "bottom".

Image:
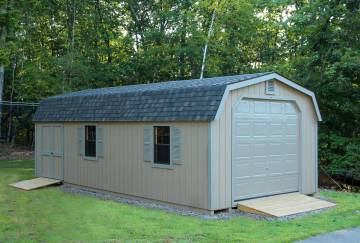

{"left": 77, "top": 127, "right": 84, "bottom": 156}
{"left": 143, "top": 126, "right": 153, "bottom": 162}
{"left": 96, "top": 126, "right": 104, "bottom": 158}
{"left": 171, "top": 126, "right": 182, "bottom": 164}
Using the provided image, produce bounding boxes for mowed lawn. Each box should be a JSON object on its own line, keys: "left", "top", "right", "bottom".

{"left": 1, "top": 160, "right": 360, "bottom": 243}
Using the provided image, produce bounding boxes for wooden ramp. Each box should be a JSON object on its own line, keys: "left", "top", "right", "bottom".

{"left": 237, "top": 192, "right": 336, "bottom": 218}
{"left": 9, "top": 177, "right": 62, "bottom": 191}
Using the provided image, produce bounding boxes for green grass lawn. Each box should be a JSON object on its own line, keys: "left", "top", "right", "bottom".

{"left": 1, "top": 160, "right": 360, "bottom": 243}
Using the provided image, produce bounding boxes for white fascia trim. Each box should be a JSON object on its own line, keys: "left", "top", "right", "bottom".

{"left": 214, "top": 73, "right": 322, "bottom": 121}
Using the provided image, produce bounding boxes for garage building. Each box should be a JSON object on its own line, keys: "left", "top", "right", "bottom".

{"left": 33, "top": 72, "right": 321, "bottom": 213}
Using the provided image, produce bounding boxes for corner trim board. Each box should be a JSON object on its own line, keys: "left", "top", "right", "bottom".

{"left": 207, "top": 123, "right": 212, "bottom": 210}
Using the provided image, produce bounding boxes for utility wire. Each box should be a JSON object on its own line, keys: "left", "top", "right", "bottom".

{"left": 0, "top": 101, "right": 39, "bottom": 107}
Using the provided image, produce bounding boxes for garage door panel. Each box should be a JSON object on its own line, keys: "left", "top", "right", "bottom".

{"left": 233, "top": 165, "right": 252, "bottom": 178}
{"left": 284, "top": 160, "right": 298, "bottom": 172}
{"left": 233, "top": 144, "right": 251, "bottom": 158}
{"left": 253, "top": 123, "right": 267, "bottom": 136}
{"left": 234, "top": 178, "right": 275, "bottom": 200}
{"left": 286, "top": 124, "right": 297, "bottom": 136}
{"left": 234, "top": 122, "right": 251, "bottom": 136}
{"left": 233, "top": 158, "right": 268, "bottom": 177}
{"left": 236, "top": 101, "right": 251, "bottom": 113}
{"left": 233, "top": 166, "right": 267, "bottom": 179}
{"left": 269, "top": 123, "right": 282, "bottom": 136}
{"left": 269, "top": 143, "right": 282, "bottom": 156}
{"left": 268, "top": 162, "right": 298, "bottom": 175}
{"left": 232, "top": 99, "right": 300, "bottom": 201}
{"left": 267, "top": 175, "right": 298, "bottom": 193}
{"left": 285, "top": 103, "right": 297, "bottom": 114}
{"left": 284, "top": 143, "right": 297, "bottom": 154}
{"left": 270, "top": 102, "right": 282, "bottom": 114}
{"left": 233, "top": 183, "right": 253, "bottom": 200}
{"left": 254, "top": 101, "right": 267, "bottom": 113}
{"left": 253, "top": 143, "right": 267, "bottom": 157}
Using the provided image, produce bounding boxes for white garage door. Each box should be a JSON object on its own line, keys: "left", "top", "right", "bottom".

{"left": 232, "top": 99, "right": 299, "bottom": 201}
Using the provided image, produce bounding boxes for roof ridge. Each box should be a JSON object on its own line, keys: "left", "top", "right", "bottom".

{"left": 49, "top": 72, "right": 272, "bottom": 100}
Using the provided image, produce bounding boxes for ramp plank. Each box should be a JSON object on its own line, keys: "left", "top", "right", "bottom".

{"left": 237, "top": 193, "right": 336, "bottom": 218}
{"left": 9, "top": 177, "right": 62, "bottom": 190}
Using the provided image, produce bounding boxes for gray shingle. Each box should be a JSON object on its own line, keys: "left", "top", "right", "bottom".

{"left": 33, "top": 72, "right": 271, "bottom": 122}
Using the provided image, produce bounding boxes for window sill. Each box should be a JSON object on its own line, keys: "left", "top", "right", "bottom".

{"left": 152, "top": 163, "right": 175, "bottom": 170}
{"left": 83, "top": 156, "right": 97, "bottom": 161}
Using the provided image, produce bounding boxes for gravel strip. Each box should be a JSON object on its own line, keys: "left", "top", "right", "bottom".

{"left": 61, "top": 184, "right": 335, "bottom": 221}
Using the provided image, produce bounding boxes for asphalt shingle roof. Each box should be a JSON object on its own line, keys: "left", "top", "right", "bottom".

{"left": 33, "top": 72, "right": 271, "bottom": 122}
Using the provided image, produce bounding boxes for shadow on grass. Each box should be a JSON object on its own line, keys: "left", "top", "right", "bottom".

{"left": 0, "top": 160, "right": 34, "bottom": 168}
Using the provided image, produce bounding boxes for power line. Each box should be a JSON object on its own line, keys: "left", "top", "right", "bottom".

{"left": 0, "top": 101, "right": 39, "bottom": 107}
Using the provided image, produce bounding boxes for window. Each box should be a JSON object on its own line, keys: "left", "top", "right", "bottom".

{"left": 85, "top": 125, "right": 96, "bottom": 157}
{"left": 266, "top": 80, "right": 275, "bottom": 94}
{"left": 154, "top": 126, "right": 170, "bottom": 165}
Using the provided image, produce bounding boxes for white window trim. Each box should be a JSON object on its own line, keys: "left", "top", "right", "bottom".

{"left": 265, "top": 80, "right": 275, "bottom": 95}
{"left": 151, "top": 125, "right": 175, "bottom": 170}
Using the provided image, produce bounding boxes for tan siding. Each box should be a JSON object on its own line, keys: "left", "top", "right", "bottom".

{"left": 57, "top": 121, "right": 209, "bottom": 210}
{"left": 211, "top": 80, "right": 318, "bottom": 210}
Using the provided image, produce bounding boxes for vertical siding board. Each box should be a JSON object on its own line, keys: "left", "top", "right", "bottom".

{"left": 108, "top": 124, "right": 114, "bottom": 191}
{"left": 196, "top": 126, "right": 201, "bottom": 206}
{"left": 210, "top": 120, "right": 220, "bottom": 210}
{"left": 136, "top": 125, "right": 142, "bottom": 196}
{"left": 192, "top": 126, "right": 198, "bottom": 206}
{"left": 71, "top": 125, "right": 75, "bottom": 183}
{"left": 199, "top": 125, "right": 205, "bottom": 208}
{"left": 187, "top": 126, "right": 193, "bottom": 205}
{"left": 125, "top": 124, "right": 131, "bottom": 194}
{"left": 121, "top": 124, "right": 126, "bottom": 193}
{"left": 187, "top": 129, "right": 192, "bottom": 204}
{"left": 219, "top": 111, "right": 226, "bottom": 208}
{"left": 120, "top": 125, "right": 125, "bottom": 193}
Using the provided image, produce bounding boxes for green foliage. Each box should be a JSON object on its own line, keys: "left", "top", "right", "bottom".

{"left": 320, "top": 133, "right": 360, "bottom": 181}
{"left": 0, "top": 0, "right": 359, "bottom": 182}
{"left": 281, "top": 0, "right": 360, "bottom": 183}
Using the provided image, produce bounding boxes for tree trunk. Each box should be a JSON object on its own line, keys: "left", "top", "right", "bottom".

{"left": 7, "top": 59, "right": 16, "bottom": 142}
{"left": 64, "top": 0, "right": 76, "bottom": 93}
{"left": 0, "top": 64, "right": 4, "bottom": 137}
{"left": 1, "top": 0, "right": 14, "bottom": 138}
{"left": 179, "top": 14, "right": 187, "bottom": 79}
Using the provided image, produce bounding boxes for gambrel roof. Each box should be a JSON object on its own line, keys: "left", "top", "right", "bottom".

{"left": 33, "top": 72, "right": 321, "bottom": 122}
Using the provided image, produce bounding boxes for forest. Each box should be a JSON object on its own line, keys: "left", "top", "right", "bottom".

{"left": 0, "top": 0, "right": 359, "bottom": 186}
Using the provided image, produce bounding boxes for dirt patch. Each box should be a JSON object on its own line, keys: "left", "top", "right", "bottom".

{"left": 0, "top": 142, "right": 34, "bottom": 161}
